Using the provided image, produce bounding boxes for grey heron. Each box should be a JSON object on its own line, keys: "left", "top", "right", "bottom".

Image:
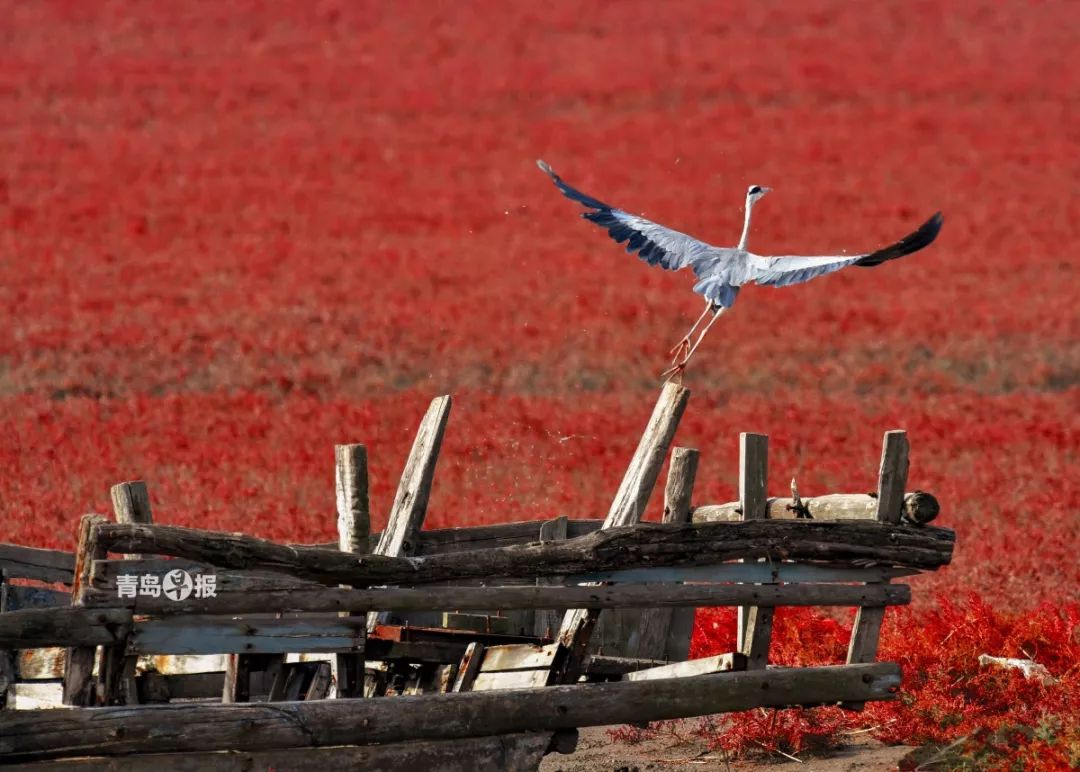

{"left": 537, "top": 160, "right": 943, "bottom": 380}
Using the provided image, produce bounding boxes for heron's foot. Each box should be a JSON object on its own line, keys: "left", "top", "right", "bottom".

{"left": 668, "top": 337, "right": 691, "bottom": 364}
{"left": 660, "top": 361, "right": 686, "bottom": 384}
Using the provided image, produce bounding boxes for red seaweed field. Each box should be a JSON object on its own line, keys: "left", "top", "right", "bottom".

{"left": 1, "top": 0, "right": 1077, "bottom": 764}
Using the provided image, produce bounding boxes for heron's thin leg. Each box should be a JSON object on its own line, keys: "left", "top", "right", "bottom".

{"left": 681, "top": 307, "right": 727, "bottom": 365}
{"left": 660, "top": 307, "right": 728, "bottom": 382}
{"left": 669, "top": 301, "right": 714, "bottom": 361}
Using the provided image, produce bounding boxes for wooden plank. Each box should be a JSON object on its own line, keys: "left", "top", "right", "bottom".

{"left": 1, "top": 586, "right": 69, "bottom": 612}
{"left": 6, "top": 682, "right": 66, "bottom": 711}
{"left": 94, "top": 519, "right": 955, "bottom": 588}
{"left": 570, "top": 562, "right": 920, "bottom": 585}
{"left": 623, "top": 652, "right": 745, "bottom": 682}
{"left": 334, "top": 443, "right": 370, "bottom": 699}
{"left": 0, "top": 545, "right": 75, "bottom": 585}
{"left": 693, "top": 490, "right": 938, "bottom": 524}
{"left": 737, "top": 432, "right": 770, "bottom": 662}
{"left": 0, "top": 663, "right": 902, "bottom": 760}
{"left": 62, "top": 515, "right": 108, "bottom": 707}
{"left": 91, "top": 559, "right": 317, "bottom": 596}
{"left": 0, "top": 732, "right": 557, "bottom": 771}
{"left": 16, "top": 649, "right": 66, "bottom": 680}
{"left": 636, "top": 447, "right": 698, "bottom": 661}
{"left": 556, "top": 384, "right": 690, "bottom": 682}
{"left": 450, "top": 642, "right": 484, "bottom": 692}
{"left": 0, "top": 607, "right": 131, "bottom": 648}
{"left": 582, "top": 654, "right": 668, "bottom": 679}
{"left": 318, "top": 518, "right": 605, "bottom": 555}
{"left": 129, "top": 616, "right": 366, "bottom": 656}
{"left": 368, "top": 395, "right": 452, "bottom": 630}
{"left": 471, "top": 669, "right": 550, "bottom": 691}
{"left": 480, "top": 643, "right": 559, "bottom": 672}
{"left": 441, "top": 613, "right": 514, "bottom": 635}
{"left": 75, "top": 580, "right": 909, "bottom": 621}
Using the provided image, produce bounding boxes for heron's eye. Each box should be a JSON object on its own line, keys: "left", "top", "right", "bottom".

{"left": 749, "top": 186, "right": 762, "bottom": 195}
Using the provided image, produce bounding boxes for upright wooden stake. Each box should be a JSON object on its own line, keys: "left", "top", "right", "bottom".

{"left": 110, "top": 481, "right": 153, "bottom": 560}
{"left": 62, "top": 515, "right": 108, "bottom": 706}
{"left": 367, "top": 396, "right": 452, "bottom": 630}
{"left": 101, "top": 482, "right": 154, "bottom": 705}
{"left": 847, "top": 431, "right": 909, "bottom": 665}
{"left": 738, "top": 434, "right": 772, "bottom": 670}
{"left": 845, "top": 431, "right": 909, "bottom": 708}
{"left": 334, "top": 444, "right": 370, "bottom": 698}
{"left": 635, "top": 447, "right": 699, "bottom": 660}
{"left": 555, "top": 384, "right": 690, "bottom": 681}
{"left": 335, "top": 445, "right": 370, "bottom": 555}
{"left": 532, "top": 516, "right": 569, "bottom": 640}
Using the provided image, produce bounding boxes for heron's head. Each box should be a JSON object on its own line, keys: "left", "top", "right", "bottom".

{"left": 746, "top": 185, "right": 771, "bottom": 204}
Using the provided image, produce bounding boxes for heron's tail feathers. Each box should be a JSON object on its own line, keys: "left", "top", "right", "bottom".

{"left": 536, "top": 159, "right": 613, "bottom": 212}
{"left": 855, "top": 212, "right": 944, "bottom": 267}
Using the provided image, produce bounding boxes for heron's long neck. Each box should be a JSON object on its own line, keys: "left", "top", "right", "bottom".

{"left": 738, "top": 197, "right": 755, "bottom": 250}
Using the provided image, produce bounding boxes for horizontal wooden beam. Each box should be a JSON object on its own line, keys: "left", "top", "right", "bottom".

{"left": 129, "top": 615, "right": 366, "bottom": 656}
{"left": 0, "top": 544, "right": 75, "bottom": 585}
{"left": 93, "top": 519, "right": 954, "bottom": 587}
{"left": 694, "top": 491, "right": 939, "bottom": 524}
{"left": 0, "top": 607, "right": 131, "bottom": 648}
{"left": 0, "top": 663, "right": 901, "bottom": 760}
{"left": 0, "top": 732, "right": 559, "bottom": 771}
{"left": 80, "top": 581, "right": 911, "bottom": 617}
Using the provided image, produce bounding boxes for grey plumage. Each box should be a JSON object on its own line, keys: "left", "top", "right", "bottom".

{"left": 537, "top": 159, "right": 943, "bottom": 310}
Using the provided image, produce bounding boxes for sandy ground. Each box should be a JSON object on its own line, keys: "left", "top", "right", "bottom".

{"left": 541, "top": 726, "right": 912, "bottom": 772}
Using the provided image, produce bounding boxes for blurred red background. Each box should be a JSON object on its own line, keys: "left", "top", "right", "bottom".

{"left": 1, "top": 0, "right": 1077, "bottom": 758}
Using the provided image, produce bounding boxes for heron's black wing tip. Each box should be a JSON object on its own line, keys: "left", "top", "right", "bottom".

{"left": 537, "top": 162, "right": 613, "bottom": 211}
{"left": 856, "top": 211, "right": 945, "bottom": 267}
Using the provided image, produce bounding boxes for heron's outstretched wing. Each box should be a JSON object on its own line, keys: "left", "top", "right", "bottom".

{"left": 747, "top": 212, "right": 944, "bottom": 288}
{"left": 537, "top": 160, "right": 724, "bottom": 276}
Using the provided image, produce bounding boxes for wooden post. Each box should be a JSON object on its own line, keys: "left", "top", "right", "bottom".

{"left": 221, "top": 654, "right": 250, "bottom": 704}
{"left": 555, "top": 384, "right": 690, "bottom": 682}
{"left": 110, "top": 482, "right": 153, "bottom": 560}
{"left": 62, "top": 515, "right": 109, "bottom": 706}
{"left": 334, "top": 444, "right": 370, "bottom": 699}
{"left": 847, "top": 430, "right": 909, "bottom": 664}
{"left": 532, "top": 516, "right": 569, "bottom": 640}
{"left": 635, "top": 447, "right": 699, "bottom": 660}
{"left": 845, "top": 431, "right": 909, "bottom": 708}
{"left": 335, "top": 444, "right": 370, "bottom": 554}
{"left": 367, "top": 396, "right": 452, "bottom": 631}
{"left": 738, "top": 434, "right": 772, "bottom": 670}
{"left": 100, "top": 482, "right": 154, "bottom": 706}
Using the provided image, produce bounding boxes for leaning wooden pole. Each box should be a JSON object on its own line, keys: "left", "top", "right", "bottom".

{"left": 367, "top": 395, "right": 452, "bottom": 631}
{"left": 555, "top": 383, "right": 690, "bottom": 681}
